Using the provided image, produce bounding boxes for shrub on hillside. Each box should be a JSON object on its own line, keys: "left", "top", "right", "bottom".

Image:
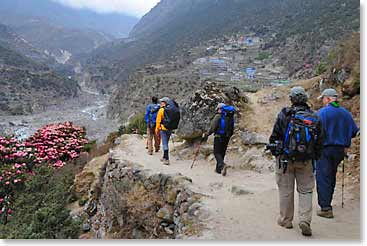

{"left": 255, "top": 51, "right": 271, "bottom": 61}
{"left": 123, "top": 113, "right": 147, "bottom": 135}
{"left": 0, "top": 122, "right": 88, "bottom": 224}
{"left": 0, "top": 166, "right": 81, "bottom": 239}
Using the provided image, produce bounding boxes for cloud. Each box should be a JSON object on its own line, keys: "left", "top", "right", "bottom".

{"left": 51, "top": 0, "right": 160, "bottom": 17}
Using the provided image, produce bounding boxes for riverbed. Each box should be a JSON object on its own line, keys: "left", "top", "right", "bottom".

{"left": 0, "top": 89, "right": 119, "bottom": 143}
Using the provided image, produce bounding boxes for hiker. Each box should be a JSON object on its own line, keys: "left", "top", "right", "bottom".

{"left": 316, "top": 88, "right": 359, "bottom": 219}
{"left": 202, "top": 103, "right": 235, "bottom": 176}
{"left": 145, "top": 96, "right": 161, "bottom": 155}
{"left": 268, "top": 86, "right": 323, "bottom": 236}
{"left": 156, "top": 97, "right": 181, "bottom": 165}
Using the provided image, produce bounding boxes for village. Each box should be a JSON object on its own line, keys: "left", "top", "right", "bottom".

{"left": 191, "top": 33, "right": 291, "bottom": 92}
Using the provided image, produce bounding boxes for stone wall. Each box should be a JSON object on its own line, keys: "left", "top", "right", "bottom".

{"left": 73, "top": 151, "right": 206, "bottom": 239}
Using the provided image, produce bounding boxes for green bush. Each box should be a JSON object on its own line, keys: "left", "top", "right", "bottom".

{"left": 315, "top": 62, "right": 327, "bottom": 75}
{"left": 255, "top": 51, "right": 271, "bottom": 61}
{"left": 123, "top": 112, "right": 147, "bottom": 135}
{"left": 83, "top": 140, "right": 97, "bottom": 153}
{"left": 0, "top": 166, "right": 81, "bottom": 239}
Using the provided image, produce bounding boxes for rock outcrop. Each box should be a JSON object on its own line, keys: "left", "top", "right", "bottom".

{"left": 177, "top": 81, "right": 248, "bottom": 140}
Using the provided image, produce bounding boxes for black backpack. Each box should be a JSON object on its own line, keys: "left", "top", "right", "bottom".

{"left": 162, "top": 99, "right": 180, "bottom": 130}
{"left": 217, "top": 105, "right": 235, "bottom": 137}
{"left": 283, "top": 107, "right": 320, "bottom": 161}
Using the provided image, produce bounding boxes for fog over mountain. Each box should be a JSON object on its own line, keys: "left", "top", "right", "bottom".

{"left": 50, "top": 0, "right": 160, "bottom": 18}
{"left": 0, "top": 0, "right": 139, "bottom": 38}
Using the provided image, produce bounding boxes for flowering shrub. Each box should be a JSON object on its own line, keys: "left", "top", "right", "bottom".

{"left": 25, "top": 121, "right": 88, "bottom": 168}
{"left": 0, "top": 122, "right": 88, "bottom": 223}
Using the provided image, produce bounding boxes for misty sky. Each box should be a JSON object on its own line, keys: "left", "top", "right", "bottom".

{"left": 51, "top": 0, "right": 160, "bottom": 17}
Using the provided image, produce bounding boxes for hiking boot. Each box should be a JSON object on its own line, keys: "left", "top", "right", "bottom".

{"left": 299, "top": 221, "right": 312, "bottom": 236}
{"left": 317, "top": 209, "right": 334, "bottom": 219}
{"left": 214, "top": 169, "right": 221, "bottom": 174}
{"left": 222, "top": 164, "right": 229, "bottom": 176}
{"left": 277, "top": 218, "right": 293, "bottom": 229}
{"left": 163, "top": 159, "right": 170, "bottom": 165}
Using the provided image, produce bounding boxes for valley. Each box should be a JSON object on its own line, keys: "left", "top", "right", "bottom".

{"left": 0, "top": 84, "right": 118, "bottom": 143}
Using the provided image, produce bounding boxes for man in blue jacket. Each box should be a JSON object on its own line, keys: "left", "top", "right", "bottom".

{"left": 145, "top": 96, "right": 161, "bottom": 155}
{"left": 316, "top": 88, "right": 359, "bottom": 218}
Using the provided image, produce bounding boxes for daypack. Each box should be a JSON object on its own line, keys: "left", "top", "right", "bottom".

{"left": 147, "top": 104, "right": 160, "bottom": 128}
{"left": 162, "top": 99, "right": 180, "bottom": 130}
{"left": 283, "top": 108, "right": 320, "bottom": 161}
{"left": 217, "top": 105, "right": 235, "bottom": 137}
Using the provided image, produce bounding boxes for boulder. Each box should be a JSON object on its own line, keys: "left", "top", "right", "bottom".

{"left": 156, "top": 205, "right": 174, "bottom": 223}
{"left": 240, "top": 131, "right": 268, "bottom": 145}
{"left": 177, "top": 81, "right": 248, "bottom": 140}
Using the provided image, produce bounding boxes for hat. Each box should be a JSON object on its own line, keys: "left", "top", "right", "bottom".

{"left": 159, "top": 97, "right": 170, "bottom": 103}
{"left": 216, "top": 103, "right": 226, "bottom": 110}
{"left": 290, "top": 86, "right": 307, "bottom": 97}
{"left": 318, "top": 88, "right": 338, "bottom": 100}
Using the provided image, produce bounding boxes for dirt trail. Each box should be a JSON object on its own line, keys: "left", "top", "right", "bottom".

{"left": 112, "top": 134, "right": 360, "bottom": 240}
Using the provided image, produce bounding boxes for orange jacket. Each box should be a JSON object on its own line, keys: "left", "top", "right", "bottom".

{"left": 155, "top": 107, "right": 168, "bottom": 132}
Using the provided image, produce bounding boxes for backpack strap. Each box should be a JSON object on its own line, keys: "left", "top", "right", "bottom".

{"left": 283, "top": 122, "right": 292, "bottom": 155}
{"left": 305, "top": 127, "right": 310, "bottom": 143}
{"left": 218, "top": 113, "right": 226, "bottom": 135}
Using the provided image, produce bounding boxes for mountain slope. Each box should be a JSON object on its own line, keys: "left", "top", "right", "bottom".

{"left": 0, "top": 23, "right": 53, "bottom": 65}
{"left": 102, "top": 0, "right": 359, "bottom": 121}
{"left": 0, "top": 0, "right": 139, "bottom": 67}
{"left": 0, "top": 43, "right": 79, "bottom": 115}
{"left": 86, "top": 0, "right": 359, "bottom": 93}
{"left": 0, "top": 0, "right": 138, "bottom": 38}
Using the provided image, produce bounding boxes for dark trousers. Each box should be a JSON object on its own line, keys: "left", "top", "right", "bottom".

{"left": 316, "top": 146, "right": 345, "bottom": 211}
{"left": 214, "top": 136, "right": 230, "bottom": 173}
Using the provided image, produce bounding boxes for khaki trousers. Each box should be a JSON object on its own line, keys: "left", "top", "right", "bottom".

{"left": 276, "top": 159, "right": 315, "bottom": 226}
{"left": 147, "top": 127, "right": 160, "bottom": 153}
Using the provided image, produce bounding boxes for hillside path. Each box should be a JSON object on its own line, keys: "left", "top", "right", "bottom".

{"left": 112, "top": 134, "right": 360, "bottom": 240}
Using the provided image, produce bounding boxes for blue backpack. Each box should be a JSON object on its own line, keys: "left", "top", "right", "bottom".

{"left": 217, "top": 105, "right": 235, "bottom": 137}
{"left": 283, "top": 108, "right": 320, "bottom": 161}
{"left": 146, "top": 104, "right": 160, "bottom": 128}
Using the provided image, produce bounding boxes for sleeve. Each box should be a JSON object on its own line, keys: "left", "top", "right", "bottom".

{"left": 155, "top": 108, "right": 164, "bottom": 133}
{"left": 144, "top": 106, "right": 150, "bottom": 124}
{"left": 314, "top": 118, "right": 324, "bottom": 160}
{"left": 349, "top": 113, "right": 359, "bottom": 138}
{"left": 207, "top": 114, "right": 220, "bottom": 136}
{"left": 269, "top": 111, "right": 285, "bottom": 144}
{"left": 317, "top": 109, "right": 327, "bottom": 140}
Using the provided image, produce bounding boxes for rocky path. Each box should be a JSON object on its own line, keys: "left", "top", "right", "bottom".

{"left": 112, "top": 134, "right": 360, "bottom": 240}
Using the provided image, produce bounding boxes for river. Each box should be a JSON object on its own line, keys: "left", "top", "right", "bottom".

{"left": 0, "top": 87, "right": 119, "bottom": 143}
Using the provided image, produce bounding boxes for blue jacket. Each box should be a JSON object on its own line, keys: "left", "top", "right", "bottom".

{"left": 145, "top": 103, "right": 160, "bottom": 127}
{"left": 318, "top": 103, "right": 359, "bottom": 147}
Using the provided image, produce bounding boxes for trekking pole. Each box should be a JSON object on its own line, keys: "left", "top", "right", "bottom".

{"left": 190, "top": 138, "right": 204, "bottom": 169}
